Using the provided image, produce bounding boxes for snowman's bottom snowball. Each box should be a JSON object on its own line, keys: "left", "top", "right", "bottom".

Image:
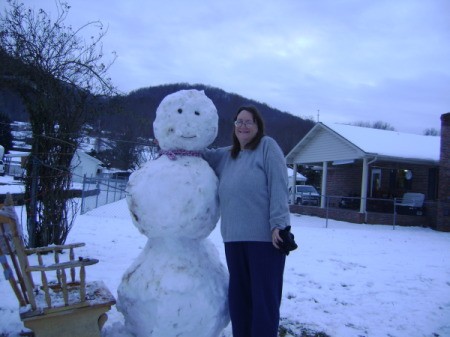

{"left": 117, "top": 239, "right": 230, "bottom": 337}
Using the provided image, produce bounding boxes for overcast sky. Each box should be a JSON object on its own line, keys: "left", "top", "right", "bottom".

{"left": 7, "top": 0, "right": 450, "bottom": 135}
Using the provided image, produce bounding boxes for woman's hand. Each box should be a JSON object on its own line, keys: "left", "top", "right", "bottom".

{"left": 272, "top": 228, "right": 283, "bottom": 249}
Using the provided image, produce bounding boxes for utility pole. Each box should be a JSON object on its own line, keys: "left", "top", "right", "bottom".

{"left": 317, "top": 110, "right": 320, "bottom": 122}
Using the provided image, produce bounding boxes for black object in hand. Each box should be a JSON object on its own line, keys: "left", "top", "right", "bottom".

{"left": 278, "top": 226, "right": 298, "bottom": 255}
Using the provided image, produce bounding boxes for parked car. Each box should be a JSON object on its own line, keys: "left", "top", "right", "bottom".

{"left": 13, "top": 167, "right": 26, "bottom": 181}
{"left": 289, "top": 185, "right": 320, "bottom": 206}
{"left": 110, "top": 171, "right": 131, "bottom": 180}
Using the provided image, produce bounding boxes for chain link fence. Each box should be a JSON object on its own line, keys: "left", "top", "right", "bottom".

{"left": 80, "top": 175, "right": 128, "bottom": 214}
{"left": 289, "top": 193, "right": 434, "bottom": 229}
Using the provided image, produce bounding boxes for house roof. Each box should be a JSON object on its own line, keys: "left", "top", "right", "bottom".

{"left": 287, "top": 168, "right": 307, "bottom": 182}
{"left": 72, "top": 149, "right": 103, "bottom": 166}
{"left": 286, "top": 122, "right": 440, "bottom": 165}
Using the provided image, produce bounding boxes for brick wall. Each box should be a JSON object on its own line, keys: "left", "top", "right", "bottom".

{"left": 437, "top": 112, "right": 450, "bottom": 231}
{"left": 325, "top": 161, "right": 436, "bottom": 199}
{"left": 326, "top": 165, "right": 362, "bottom": 197}
{"left": 374, "top": 162, "right": 435, "bottom": 199}
{"left": 290, "top": 204, "right": 434, "bottom": 228}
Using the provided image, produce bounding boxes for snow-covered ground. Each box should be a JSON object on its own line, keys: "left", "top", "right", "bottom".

{"left": 1, "top": 196, "right": 449, "bottom": 337}
{"left": 0, "top": 175, "right": 25, "bottom": 195}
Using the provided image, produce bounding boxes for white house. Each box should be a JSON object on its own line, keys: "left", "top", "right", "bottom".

{"left": 287, "top": 167, "right": 307, "bottom": 186}
{"left": 3, "top": 149, "right": 103, "bottom": 183}
{"left": 286, "top": 122, "right": 440, "bottom": 209}
{"left": 71, "top": 150, "right": 103, "bottom": 183}
{"left": 285, "top": 121, "right": 444, "bottom": 228}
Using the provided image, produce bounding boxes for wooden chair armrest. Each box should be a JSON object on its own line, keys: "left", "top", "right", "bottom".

{"left": 25, "top": 243, "right": 85, "bottom": 255}
{"left": 27, "top": 258, "right": 99, "bottom": 272}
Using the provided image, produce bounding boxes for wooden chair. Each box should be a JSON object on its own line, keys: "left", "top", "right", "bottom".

{"left": 0, "top": 194, "right": 116, "bottom": 337}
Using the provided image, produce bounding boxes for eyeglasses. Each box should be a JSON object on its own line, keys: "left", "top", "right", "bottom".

{"left": 234, "top": 120, "right": 255, "bottom": 127}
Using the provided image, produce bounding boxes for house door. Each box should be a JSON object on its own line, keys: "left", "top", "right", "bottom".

{"left": 370, "top": 168, "right": 381, "bottom": 197}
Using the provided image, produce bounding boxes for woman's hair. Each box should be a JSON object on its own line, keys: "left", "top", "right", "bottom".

{"left": 231, "top": 106, "right": 266, "bottom": 159}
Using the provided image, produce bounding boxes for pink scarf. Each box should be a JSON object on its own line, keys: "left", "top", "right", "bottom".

{"left": 158, "top": 149, "right": 202, "bottom": 160}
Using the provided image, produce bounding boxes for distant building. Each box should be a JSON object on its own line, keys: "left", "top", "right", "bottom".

{"left": 71, "top": 150, "right": 104, "bottom": 183}
{"left": 3, "top": 150, "right": 103, "bottom": 183}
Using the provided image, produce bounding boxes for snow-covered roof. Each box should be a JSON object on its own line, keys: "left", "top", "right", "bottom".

{"left": 287, "top": 168, "right": 307, "bottom": 181}
{"left": 72, "top": 149, "right": 103, "bottom": 166}
{"left": 4, "top": 151, "right": 30, "bottom": 157}
{"left": 327, "top": 123, "right": 440, "bottom": 161}
{"left": 286, "top": 122, "right": 440, "bottom": 164}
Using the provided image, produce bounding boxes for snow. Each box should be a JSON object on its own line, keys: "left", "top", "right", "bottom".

{"left": 153, "top": 89, "right": 218, "bottom": 151}
{"left": 1, "top": 102, "right": 449, "bottom": 336}
{"left": 287, "top": 167, "right": 307, "bottom": 183}
{"left": 1, "top": 199, "right": 450, "bottom": 337}
{"left": 0, "top": 175, "right": 25, "bottom": 194}
{"left": 327, "top": 123, "right": 441, "bottom": 162}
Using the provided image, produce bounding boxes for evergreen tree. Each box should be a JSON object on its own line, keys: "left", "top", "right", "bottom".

{"left": 0, "top": 112, "right": 13, "bottom": 153}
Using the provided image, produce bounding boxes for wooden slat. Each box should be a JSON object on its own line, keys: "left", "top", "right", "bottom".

{"left": 61, "top": 269, "right": 69, "bottom": 306}
{"left": 41, "top": 269, "right": 51, "bottom": 308}
{"left": 27, "top": 258, "right": 99, "bottom": 272}
{"left": 0, "top": 221, "right": 29, "bottom": 304}
{"left": 3, "top": 215, "right": 38, "bottom": 310}
{"left": 54, "top": 249, "right": 61, "bottom": 284}
{"left": 80, "top": 266, "right": 86, "bottom": 302}
{"left": 0, "top": 245, "right": 27, "bottom": 306}
{"left": 69, "top": 247, "right": 75, "bottom": 283}
{"left": 24, "top": 243, "right": 85, "bottom": 255}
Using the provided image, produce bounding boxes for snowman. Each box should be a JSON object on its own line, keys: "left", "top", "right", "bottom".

{"left": 117, "top": 89, "right": 229, "bottom": 337}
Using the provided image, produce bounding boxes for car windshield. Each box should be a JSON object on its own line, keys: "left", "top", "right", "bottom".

{"left": 297, "top": 186, "right": 317, "bottom": 193}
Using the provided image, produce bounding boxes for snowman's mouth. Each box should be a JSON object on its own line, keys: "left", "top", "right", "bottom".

{"left": 181, "top": 135, "right": 196, "bottom": 139}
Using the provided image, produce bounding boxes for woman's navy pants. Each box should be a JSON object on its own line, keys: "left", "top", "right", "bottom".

{"left": 224, "top": 241, "right": 286, "bottom": 337}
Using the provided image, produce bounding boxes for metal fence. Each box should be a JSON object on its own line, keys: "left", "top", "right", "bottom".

{"left": 290, "top": 194, "right": 431, "bottom": 229}
{"left": 80, "top": 176, "right": 128, "bottom": 214}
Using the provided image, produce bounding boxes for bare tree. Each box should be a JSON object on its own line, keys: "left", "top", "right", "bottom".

{"left": 0, "top": 0, "right": 116, "bottom": 246}
{"left": 350, "top": 120, "right": 396, "bottom": 131}
{"left": 423, "top": 128, "right": 440, "bottom": 136}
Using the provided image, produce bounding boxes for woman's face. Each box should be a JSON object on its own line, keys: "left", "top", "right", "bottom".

{"left": 234, "top": 109, "right": 258, "bottom": 149}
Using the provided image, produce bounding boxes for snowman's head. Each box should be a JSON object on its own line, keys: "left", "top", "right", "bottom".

{"left": 153, "top": 90, "right": 218, "bottom": 151}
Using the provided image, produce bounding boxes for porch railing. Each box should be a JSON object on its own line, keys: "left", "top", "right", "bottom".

{"left": 290, "top": 194, "right": 434, "bottom": 229}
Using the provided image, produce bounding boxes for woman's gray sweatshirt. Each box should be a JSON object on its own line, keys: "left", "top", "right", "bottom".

{"left": 204, "top": 136, "right": 290, "bottom": 243}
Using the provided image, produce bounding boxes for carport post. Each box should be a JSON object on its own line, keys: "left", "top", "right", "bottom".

{"left": 321, "top": 161, "right": 328, "bottom": 208}
{"left": 291, "top": 164, "right": 298, "bottom": 204}
{"left": 360, "top": 157, "right": 368, "bottom": 213}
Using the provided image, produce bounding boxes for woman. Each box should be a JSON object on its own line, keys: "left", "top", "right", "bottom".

{"left": 204, "top": 106, "right": 290, "bottom": 337}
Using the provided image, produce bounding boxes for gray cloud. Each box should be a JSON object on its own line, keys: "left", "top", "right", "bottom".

{"left": 8, "top": 0, "right": 450, "bottom": 134}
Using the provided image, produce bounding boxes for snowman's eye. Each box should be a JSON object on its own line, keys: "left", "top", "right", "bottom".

{"left": 168, "top": 128, "right": 174, "bottom": 133}
{"left": 178, "top": 109, "right": 182, "bottom": 114}
{"left": 194, "top": 111, "right": 200, "bottom": 116}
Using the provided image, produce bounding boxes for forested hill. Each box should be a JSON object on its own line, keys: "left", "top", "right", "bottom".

{"left": 1, "top": 83, "right": 315, "bottom": 154}
{"left": 102, "top": 83, "right": 315, "bottom": 154}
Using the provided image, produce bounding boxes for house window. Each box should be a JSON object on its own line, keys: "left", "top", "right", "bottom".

{"left": 370, "top": 168, "right": 381, "bottom": 197}
{"left": 389, "top": 168, "right": 412, "bottom": 195}
{"left": 428, "top": 168, "right": 439, "bottom": 200}
{"left": 402, "top": 170, "right": 413, "bottom": 190}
